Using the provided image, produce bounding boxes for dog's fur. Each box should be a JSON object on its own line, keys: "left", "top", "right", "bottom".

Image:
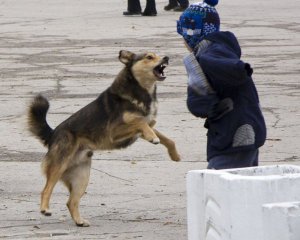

{"left": 28, "top": 50, "right": 180, "bottom": 227}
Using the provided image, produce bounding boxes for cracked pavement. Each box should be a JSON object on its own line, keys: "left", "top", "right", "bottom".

{"left": 0, "top": 0, "right": 299, "bottom": 239}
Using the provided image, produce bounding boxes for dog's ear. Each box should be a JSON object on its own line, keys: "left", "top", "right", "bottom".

{"left": 119, "top": 50, "right": 135, "bottom": 65}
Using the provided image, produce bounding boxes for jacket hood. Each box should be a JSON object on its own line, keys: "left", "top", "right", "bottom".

{"left": 204, "top": 31, "right": 242, "bottom": 58}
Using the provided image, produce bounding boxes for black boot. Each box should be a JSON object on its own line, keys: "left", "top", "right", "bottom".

{"left": 173, "top": 0, "right": 189, "bottom": 11}
{"left": 173, "top": 5, "right": 188, "bottom": 11}
{"left": 164, "top": 0, "right": 178, "bottom": 11}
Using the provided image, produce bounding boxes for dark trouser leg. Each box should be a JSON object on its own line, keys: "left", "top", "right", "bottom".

{"left": 170, "top": 0, "right": 179, "bottom": 6}
{"left": 207, "top": 149, "right": 259, "bottom": 170}
{"left": 127, "top": 0, "right": 142, "bottom": 12}
{"left": 143, "top": 0, "right": 157, "bottom": 14}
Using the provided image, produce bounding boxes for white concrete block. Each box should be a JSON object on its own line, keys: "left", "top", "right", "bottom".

{"left": 262, "top": 202, "right": 300, "bottom": 240}
{"left": 186, "top": 165, "right": 300, "bottom": 240}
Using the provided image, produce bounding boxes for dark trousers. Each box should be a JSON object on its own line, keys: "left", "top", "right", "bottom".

{"left": 207, "top": 149, "right": 259, "bottom": 170}
{"left": 168, "top": 0, "right": 189, "bottom": 7}
{"left": 127, "top": 0, "right": 157, "bottom": 14}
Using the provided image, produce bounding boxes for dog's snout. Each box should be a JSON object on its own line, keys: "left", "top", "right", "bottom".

{"left": 163, "top": 56, "right": 169, "bottom": 63}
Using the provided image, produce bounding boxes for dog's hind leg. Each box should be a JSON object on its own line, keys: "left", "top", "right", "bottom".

{"left": 41, "top": 162, "right": 68, "bottom": 216}
{"left": 153, "top": 129, "right": 181, "bottom": 161}
{"left": 62, "top": 149, "right": 92, "bottom": 227}
{"left": 40, "top": 133, "right": 76, "bottom": 216}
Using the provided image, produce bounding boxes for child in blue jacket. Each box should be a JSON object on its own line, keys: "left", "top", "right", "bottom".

{"left": 177, "top": 0, "right": 266, "bottom": 169}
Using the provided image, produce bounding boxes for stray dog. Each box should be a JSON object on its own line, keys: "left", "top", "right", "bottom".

{"left": 28, "top": 50, "right": 181, "bottom": 227}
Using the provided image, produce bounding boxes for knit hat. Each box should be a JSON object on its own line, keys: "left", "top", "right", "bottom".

{"left": 177, "top": 0, "right": 220, "bottom": 49}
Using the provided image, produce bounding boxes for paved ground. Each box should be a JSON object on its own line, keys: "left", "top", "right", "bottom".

{"left": 0, "top": 0, "right": 299, "bottom": 239}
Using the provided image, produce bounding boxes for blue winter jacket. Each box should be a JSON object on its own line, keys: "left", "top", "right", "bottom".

{"left": 186, "top": 31, "right": 267, "bottom": 160}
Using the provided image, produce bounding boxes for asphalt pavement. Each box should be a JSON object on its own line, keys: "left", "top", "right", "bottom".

{"left": 0, "top": 0, "right": 299, "bottom": 239}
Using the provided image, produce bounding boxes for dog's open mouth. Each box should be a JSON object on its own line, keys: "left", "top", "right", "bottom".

{"left": 153, "top": 61, "right": 168, "bottom": 81}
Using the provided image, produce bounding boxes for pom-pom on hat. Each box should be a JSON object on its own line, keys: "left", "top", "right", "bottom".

{"left": 177, "top": 0, "right": 220, "bottom": 49}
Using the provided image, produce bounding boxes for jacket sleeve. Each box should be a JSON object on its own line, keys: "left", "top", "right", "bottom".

{"left": 187, "top": 87, "right": 219, "bottom": 118}
{"left": 183, "top": 53, "right": 214, "bottom": 95}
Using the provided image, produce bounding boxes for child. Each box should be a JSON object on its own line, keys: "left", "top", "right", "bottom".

{"left": 177, "top": 0, "right": 267, "bottom": 169}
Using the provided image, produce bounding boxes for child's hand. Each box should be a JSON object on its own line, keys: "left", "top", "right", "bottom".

{"left": 208, "top": 98, "right": 234, "bottom": 120}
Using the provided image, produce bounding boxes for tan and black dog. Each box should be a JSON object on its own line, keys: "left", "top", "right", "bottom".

{"left": 28, "top": 50, "right": 180, "bottom": 227}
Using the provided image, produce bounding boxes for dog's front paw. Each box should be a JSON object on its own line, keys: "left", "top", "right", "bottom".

{"left": 76, "top": 218, "right": 90, "bottom": 227}
{"left": 41, "top": 209, "right": 52, "bottom": 216}
{"left": 151, "top": 137, "right": 160, "bottom": 144}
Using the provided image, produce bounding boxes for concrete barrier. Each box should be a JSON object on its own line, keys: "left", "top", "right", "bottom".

{"left": 186, "top": 165, "right": 300, "bottom": 240}
{"left": 262, "top": 201, "right": 300, "bottom": 240}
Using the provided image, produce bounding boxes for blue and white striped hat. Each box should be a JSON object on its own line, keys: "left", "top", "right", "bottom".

{"left": 177, "top": 0, "right": 220, "bottom": 49}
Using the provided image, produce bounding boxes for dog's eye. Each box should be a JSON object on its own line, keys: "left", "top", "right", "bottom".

{"left": 146, "top": 55, "right": 153, "bottom": 60}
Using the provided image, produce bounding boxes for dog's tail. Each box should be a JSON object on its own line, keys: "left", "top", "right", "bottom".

{"left": 28, "top": 95, "right": 53, "bottom": 146}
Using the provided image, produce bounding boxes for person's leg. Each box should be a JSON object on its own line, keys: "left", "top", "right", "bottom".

{"left": 207, "top": 149, "right": 259, "bottom": 170}
{"left": 164, "top": 0, "right": 178, "bottom": 11}
{"left": 123, "top": 0, "right": 142, "bottom": 15}
{"left": 142, "top": 0, "right": 157, "bottom": 16}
